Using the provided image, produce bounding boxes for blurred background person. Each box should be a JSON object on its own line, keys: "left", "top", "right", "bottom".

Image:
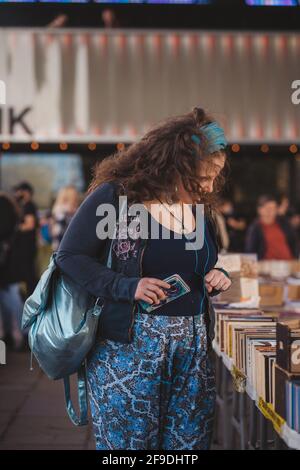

{"left": 288, "top": 206, "right": 300, "bottom": 257}
{"left": 218, "top": 198, "right": 247, "bottom": 253}
{"left": 0, "top": 192, "right": 25, "bottom": 351}
{"left": 245, "top": 194, "right": 299, "bottom": 260}
{"left": 289, "top": 207, "right": 300, "bottom": 232}
{"left": 211, "top": 208, "right": 230, "bottom": 254}
{"left": 277, "top": 193, "right": 300, "bottom": 255}
{"left": 36, "top": 207, "right": 54, "bottom": 275}
{"left": 278, "top": 194, "right": 300, "bottom": 228}
{"left": 278, "top": 193, "right": 290, "bottom": 218}
{"left": 13, "top": 181, "right": 39, "bottom": 297}
{"left": 47, "top": 13, "right": 68, "bottom": 28}
{"left": 101, "top": 8, "right": 120, "bottom": 28}
{"left": 50, "top": 185, "right": 80, "bottom": 252}
{"left": 39, "top": 208, "right": 53, "bottom": 247}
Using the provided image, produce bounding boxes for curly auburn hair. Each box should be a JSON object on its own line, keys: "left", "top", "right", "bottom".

{"left": 88, "top": 106, "right": 229, "bottom": 210}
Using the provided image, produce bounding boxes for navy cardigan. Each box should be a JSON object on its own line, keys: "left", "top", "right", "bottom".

{"left": 56, "top": 181, "right": 221, "bottom": 346}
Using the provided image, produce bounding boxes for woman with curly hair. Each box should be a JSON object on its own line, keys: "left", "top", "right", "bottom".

{"left": 56, "top": 106, "right": 232, "bottom": 450}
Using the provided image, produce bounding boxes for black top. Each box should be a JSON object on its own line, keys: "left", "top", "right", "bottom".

{"left": 139, "top": 206, "right": 217, "bottom": 316}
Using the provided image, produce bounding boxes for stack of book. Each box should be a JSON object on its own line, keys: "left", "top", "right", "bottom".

{"left": 286, "top": 278, "right": 300, "bottom": 302}
{"left": 215, "top": 307, "right": 277, "bottom": 402}
{"left": 276, "top": 319, "right": 300, "bottom": 373}
{"left": 253, "top": 343, "right": 276, "bottom": 404}
{"left": 257, "top": 261, "right": 300, "bottom": 306}
{"left": 275, "top": 320, "right": 300, "bottom": 431}
{"left": 215, "top": 253, "right": 300, "bottom": 308}
{"left": 259, "top": 280, "right": 285, "bottom": 308}
{"left": 216, "top": 253, "right": 259, "bottom": 278}
{"left": 258, "top": 260, "right": 292, "bottom": 279}
{"left": 215, "top": 253, "right": 259, "bottom": 304}
{"left": 213, "top": 252, "right": 300, "bottom": 435}
{"left": 214, "top": 308, "right": 300, "bottom": 409}
{"left": 258, "top": 260, "right": 300, "bottom": 279}
{"left": 275, "top": 364, "right": 300, "bottom": 431}
{"left": 291, "top": 260, "right": 300, "bottom": 278}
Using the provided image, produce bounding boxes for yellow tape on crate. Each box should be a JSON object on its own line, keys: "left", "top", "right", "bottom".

{"left": 258, "top": 397, "right": 285, "bottom": 434}
{"left": 231, "top": 365, "right": 247, "bottom": 393}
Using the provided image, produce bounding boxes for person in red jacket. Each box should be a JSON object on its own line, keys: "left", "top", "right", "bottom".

{"left": 245, "top": 194, "right": 299, "bottom": 260}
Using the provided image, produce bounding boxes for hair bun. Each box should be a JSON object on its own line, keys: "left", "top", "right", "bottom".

{"left": 192, "top": 106, "right": 206, "bottom": 126}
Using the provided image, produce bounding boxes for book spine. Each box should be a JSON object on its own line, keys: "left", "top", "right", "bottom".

{"left": 294, "top": 381, "right": 299, "bottom": 432}
{"left": 286, "top": 380, "right": 291, "bottom": 428}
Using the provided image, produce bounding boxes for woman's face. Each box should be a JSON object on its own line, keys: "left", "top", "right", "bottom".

{"left": 196, "top": 153, "right": 226, "bottom": 194}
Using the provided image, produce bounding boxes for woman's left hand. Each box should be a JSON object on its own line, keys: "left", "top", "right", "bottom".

{"left": 205, "top": 269, "right": 232, "bottom": 293}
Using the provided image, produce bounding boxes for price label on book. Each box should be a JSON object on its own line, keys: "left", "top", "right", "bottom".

{"left": 258, "top": 397, "right": 285, "bottom": 434}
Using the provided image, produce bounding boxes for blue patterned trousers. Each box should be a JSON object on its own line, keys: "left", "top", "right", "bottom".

{"left": 86, "top": 311, "right": 216, "bottom": 450}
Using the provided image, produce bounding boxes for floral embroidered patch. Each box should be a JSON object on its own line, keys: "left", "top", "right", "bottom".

{"left": 112, "top": 215, "right": 141, "bottom": 261}
{"left": 112, "top": 239, "right": 139, "bottom": 261}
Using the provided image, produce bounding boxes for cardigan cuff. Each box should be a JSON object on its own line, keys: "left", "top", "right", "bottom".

{"left": 213, "top": 267, "right": 231, "bottom": 280}
{"left": 116, "top": 276, "right": 141, "bottom": 303}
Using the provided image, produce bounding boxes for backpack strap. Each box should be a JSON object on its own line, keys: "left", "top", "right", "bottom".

{"left": 63, "top": 362, "right": 88, "bottom": 426}
{"left": 61, "top": 215, "right": 118, "bottom": 426}
{"left": 62, "top": 185, "right": 129, "bottom": 426}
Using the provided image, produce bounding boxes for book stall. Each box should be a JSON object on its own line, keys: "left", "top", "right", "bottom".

{"left": 213, "top": 255, "right": 300, "bottom": 450}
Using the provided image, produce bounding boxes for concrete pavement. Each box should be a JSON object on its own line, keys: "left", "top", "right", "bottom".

{"left": 0, "top": 349, "right": 95, "bottom": 450}
{"left": 0, "top": 348, "right": 221, "bottom": 450}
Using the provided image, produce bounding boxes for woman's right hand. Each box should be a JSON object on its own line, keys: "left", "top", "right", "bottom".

{"left": 134, "top": 278, "right": 171, "bottom": 305}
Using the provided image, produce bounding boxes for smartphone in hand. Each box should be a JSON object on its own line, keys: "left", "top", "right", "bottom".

{"left": 138, "top": 273, "right": 191, "bottom": 313}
